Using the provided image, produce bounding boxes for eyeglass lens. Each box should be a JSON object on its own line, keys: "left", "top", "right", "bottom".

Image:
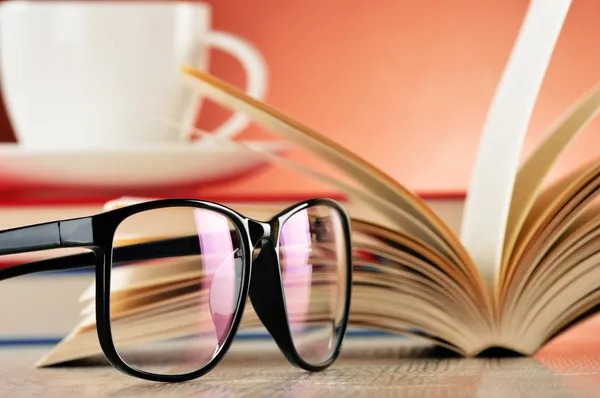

{"left": 109, "top": 206, "right": 244, "bottom": 376}
{"left": 279, "top": 204, "right": 348, "bottom": 365}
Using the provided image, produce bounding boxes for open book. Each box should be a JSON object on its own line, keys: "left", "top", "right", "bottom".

{"left": 36, "top": 0, "right": 600, "bottom": 366}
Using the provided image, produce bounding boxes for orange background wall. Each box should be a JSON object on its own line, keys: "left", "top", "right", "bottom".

{"left": 1, "top": 0, "right": 599, "bottom": 197}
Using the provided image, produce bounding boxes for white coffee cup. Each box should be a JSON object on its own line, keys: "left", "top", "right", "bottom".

{"left": 0, "top": 1, "right": 268, "bottom": 148}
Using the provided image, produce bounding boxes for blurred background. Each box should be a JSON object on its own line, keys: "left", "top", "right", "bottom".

{"left": 0, "top": 0, "right": 599, "bottom": 354}
{"left": 1, "top": 0, "right": 600, "bottom": 197}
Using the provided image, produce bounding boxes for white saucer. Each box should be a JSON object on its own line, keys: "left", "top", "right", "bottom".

{"left": 0, "top": 141, "right": 292, "bottom": 191}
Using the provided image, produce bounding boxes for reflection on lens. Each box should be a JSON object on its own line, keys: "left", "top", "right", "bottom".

{"left": 278, "top": 204, "right": 348, "bottom": 365}
{"left": 109, "top": 206, "right": 244, "bottom": 376}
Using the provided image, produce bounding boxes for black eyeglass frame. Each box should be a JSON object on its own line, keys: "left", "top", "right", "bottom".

{"left": 0, "top": 198, "right": 352, "bottom": 383}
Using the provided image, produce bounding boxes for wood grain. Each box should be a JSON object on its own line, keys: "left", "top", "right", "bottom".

{"left": 1, "top": 328, "right": 600, "bottom": 398}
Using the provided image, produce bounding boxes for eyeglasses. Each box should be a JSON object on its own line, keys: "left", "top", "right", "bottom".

{"left": 0, "top": 198, "right": 352, "bottom": 382}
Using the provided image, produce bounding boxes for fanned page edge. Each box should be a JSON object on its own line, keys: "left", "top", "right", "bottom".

{"left": 178, "top": 66, "right": 481, "bottom": 284}
{"left": 177, "top": 68, "right": 444, "bottom": 236}
{"left": 459, "top": 0, "right": 572, "bottom": 288}
{"left": 502, "top": 84, "right": 600, "bottom": 277}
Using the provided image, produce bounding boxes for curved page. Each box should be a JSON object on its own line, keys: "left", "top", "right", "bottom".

{"left": 179, "top": 66, "right": 481, "bottom": 286}
{"left": 460, "top": 0, "right": 572, "bottom": 287}
{"left": 502, "top": 84, "right": 600, "bottom": 279}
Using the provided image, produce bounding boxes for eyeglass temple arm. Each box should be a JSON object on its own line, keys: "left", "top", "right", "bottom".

{"left": 0, "top": 218, "right": 95, "bottom": 281}
{"left": 0, "top": 223, "right": 200, "bottom": 282}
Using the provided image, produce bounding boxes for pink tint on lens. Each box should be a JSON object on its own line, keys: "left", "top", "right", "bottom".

{"left": 279, "top": 205, "right": 346, "bottom": 366}
{"left": 280, "top": 209, "right": 312, "bottom": 328}
{"left": 193, "top": 209, "right": 238, "bottom": 347}
{"left": 111, "top": 207, "right": 246, "bottom": 376}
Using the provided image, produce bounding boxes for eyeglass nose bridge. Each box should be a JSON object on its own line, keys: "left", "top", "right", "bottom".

{"left": 247, "top": 219, "right": 273, "bottom": 247}
{"left": 246, "top": 221, "right": 302, "bottom": 368}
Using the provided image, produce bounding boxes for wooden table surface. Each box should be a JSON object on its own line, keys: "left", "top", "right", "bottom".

{"left": 1, "top": 320, "right": 600, "bottom": 398}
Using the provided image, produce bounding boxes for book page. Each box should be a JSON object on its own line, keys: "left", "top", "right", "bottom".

{"left": 509, "top": 159, "right": 600, "bottom": 274}
{"left": 514, "top": 202, "right": 600, "bottom": 318}
{"left": 520, "top": 250, "right": 600, "bottom": 352}
{"left": 178, "top": 66, "right": 496, "bottom": 302}
{"left": 460, "top": 0, "right": 572, "bottom": 288}
{"left": 502, "top": 84, "right": 600, "bottom": 282}
{"left": 177, "top": 67, "right": 475, "bottom": 271}
{"left": 501, "top": 159, "right": 600, "bottom": 308}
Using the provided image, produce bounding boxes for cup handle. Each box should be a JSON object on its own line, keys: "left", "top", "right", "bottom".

{"left": 181, "top": 31, "right": 268, "bottom": 142}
